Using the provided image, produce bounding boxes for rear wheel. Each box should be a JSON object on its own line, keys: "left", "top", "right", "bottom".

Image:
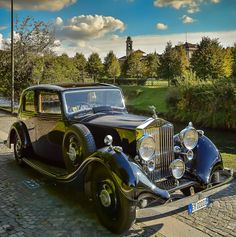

{"left": 91, "top": 166, "right": 136, "bottom": 234}
{"left": 13, "top": 134, "right": 25, "bottom": 166}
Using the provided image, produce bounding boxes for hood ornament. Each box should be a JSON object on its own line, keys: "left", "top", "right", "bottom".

{"left": 149, "top": 105, "right": 158, "bottom": 119}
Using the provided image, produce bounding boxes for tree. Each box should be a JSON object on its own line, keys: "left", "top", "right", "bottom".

{"left": 124, "top": 51, "right": 146, "bottom": 79}
{"left": 0, "top": 16, "right": 57, "bottom": 98}
{"left": 222, "top": 47, "right": 233, "bottom": 78}
{"left": 175, "top": 44, "right": 189, "bottom": 77}
{"left": 104, "top": 51, "right": 121, "bottom": 83}
{"left": 191, "top": 37, "right": 225, "bottom": 80}
{"left": 73, "top": 53, "right": 87, "bottom": 82}
{"left": 86, "top": 53, "right": 104, "bottom": 82}
{"left": 232, "top": 43, "right": 236, "bottom": 78}
{"left": 145, "top": 52, "right": 160, "bottom": 78}
{"left": 160, "top": 42, "right": 179, "bottom": 86}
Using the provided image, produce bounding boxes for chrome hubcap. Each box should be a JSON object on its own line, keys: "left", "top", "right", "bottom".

{"left": 67, "top": 144, "right": 77, "bottom": 162}
{"left": 15, "top": 138, "right": 22, "bottom": 157}
{"left": 99, "top": 184, "right": 112, "bottom": 207}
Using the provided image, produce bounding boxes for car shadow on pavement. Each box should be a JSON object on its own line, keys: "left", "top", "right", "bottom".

{"left": 1, "top": 151, "right": 235, "bottom": 237}
{"left": 1, "top": 152, "right": 166, "bottom": 236}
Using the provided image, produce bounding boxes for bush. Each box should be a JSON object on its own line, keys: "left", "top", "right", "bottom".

{"left": 167, "top": 78, "right": 236, "bottom": 129}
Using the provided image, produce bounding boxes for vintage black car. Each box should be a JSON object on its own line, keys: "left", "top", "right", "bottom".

{"left": 7, "top": 83, "right": 233, "bottom": 233}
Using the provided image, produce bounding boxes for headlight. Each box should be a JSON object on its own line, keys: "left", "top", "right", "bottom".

{"left": 170, "top": 159, "right": 185, "bottom": 179}
{"left": 179, "top": 122, "right": 198, "bottom": 150}
{"left": 137, "top": 135, "right": 155, "bottom": 161}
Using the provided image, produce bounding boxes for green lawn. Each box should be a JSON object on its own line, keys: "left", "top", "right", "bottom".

{"left": 222, "top": 153, "right": 236, "bottom": 170}
{"left": 121, "top": 85, "right": 169, "bottom": 114}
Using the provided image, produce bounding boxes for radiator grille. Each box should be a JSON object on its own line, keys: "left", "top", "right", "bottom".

{"left": 144, "top": 124, "right": 174, "bottom": 181}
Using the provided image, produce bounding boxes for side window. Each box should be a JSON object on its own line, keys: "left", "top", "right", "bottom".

{"left": 39, "top": 92, "right": 61, "bottom": 114}
{"left": 23, "top": 91, "right": 35, "bottom": 112}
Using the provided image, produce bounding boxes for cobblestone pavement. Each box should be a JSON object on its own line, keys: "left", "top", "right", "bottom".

{"left": 0, "top": 110, "right": 235, "bottom": 237}
{"left": 0, "top": 144, "right": 167, "bottom": 237}
{"left": 174, "top": 181, "right": 236, "bottom": 237}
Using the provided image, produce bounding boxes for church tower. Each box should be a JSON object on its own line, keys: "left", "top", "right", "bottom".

{"left": 126, "top": 36, "right": 133, "bottom": 57}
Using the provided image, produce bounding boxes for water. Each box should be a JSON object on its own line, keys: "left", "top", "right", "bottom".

{"left": 174, "top": 122, "right": 236, "bottom": 155}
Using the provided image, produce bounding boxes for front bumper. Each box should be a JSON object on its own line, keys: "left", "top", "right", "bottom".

{"left": 137, "top": 168, "right": 234, "bottom": 216}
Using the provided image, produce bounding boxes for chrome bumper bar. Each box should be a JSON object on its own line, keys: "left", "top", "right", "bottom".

{"left": 137, "top": 169, "right": 234, "bottom": 216}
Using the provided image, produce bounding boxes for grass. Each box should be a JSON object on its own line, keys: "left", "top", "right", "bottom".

{"left": 222, "top": 153, "right": 236, "bottom": 170}
{"left": 121, "top": 84, "right": 169, "bottom": 114}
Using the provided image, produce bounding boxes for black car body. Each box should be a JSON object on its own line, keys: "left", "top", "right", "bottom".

{"left": 7, "top": 83, "right": 233, "bottom": 233}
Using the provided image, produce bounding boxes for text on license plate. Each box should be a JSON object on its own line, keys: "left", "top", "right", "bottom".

{"left": 188, "top": 197, "right": 209, "bottom": 214}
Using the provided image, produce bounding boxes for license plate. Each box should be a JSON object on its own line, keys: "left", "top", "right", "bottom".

{"left": 188, "top": 197, "right": 209, "bottom": 214}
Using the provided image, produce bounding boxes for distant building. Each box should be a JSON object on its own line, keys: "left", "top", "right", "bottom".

{"left": 119, "top": 36, "right": 197, "bottom": 63}
{"left": 176, "top": 42, "right": 198, "bottom": 60}
{"left": 119, "top": 36, "right": 147, "bottom": 63}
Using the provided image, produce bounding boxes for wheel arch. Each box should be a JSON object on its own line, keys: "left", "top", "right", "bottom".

{"left": 7, "top": 121, "right": 31, "bottom": 149}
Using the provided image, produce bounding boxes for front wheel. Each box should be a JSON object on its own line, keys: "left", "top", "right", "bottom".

{"left": 91, "top": 166, "right": 136, "bottom": 234}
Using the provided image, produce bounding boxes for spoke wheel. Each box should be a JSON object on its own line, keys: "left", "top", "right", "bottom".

{"left": 91, "top": 166, "right": 136, "bottom": 234}
{"left": 63, "top": 125, "right": 96, "bottom": 173}
{"left": 64, "top": 135, "right": 82, "bottom": 172}
{"left": 14, "top": 134, "right": 24, "bottom": 165}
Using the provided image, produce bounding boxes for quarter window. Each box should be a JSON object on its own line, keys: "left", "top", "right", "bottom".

{"left": 39, "top": 92, "right": 61, "bottom": 114}
{"left": 23, "top": 91, "right": 35, "bottom": 112}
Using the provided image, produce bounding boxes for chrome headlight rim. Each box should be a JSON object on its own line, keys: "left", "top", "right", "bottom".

{"left": 179, "top": 125, "right": 198, "bottom": 150}
{"left": 170, "top": 159, "right": 185, "bottom": 179}
{"left": 137, "top": 135, "right": 156, "bottom": 162}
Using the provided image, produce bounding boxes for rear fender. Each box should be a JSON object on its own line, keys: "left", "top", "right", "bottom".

{"left": 7, "top": 121, "right": 31, "bottom": 149}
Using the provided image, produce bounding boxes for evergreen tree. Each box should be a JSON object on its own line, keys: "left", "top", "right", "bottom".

{"left": 73, "top": 53, "right": 87, "bottom": 82}
{"left": 145, "top": 52, "right": 160, "bottom": 78}
{"left": 191, "top": 37, "right": 225, "bottom": 80}
{"left": 231, "top": 43, "right": 236, "bottom": 78}
{"left": 86, "top": 53, "right": 104, "bottom": 82}
{"left": 104, "top": 51, "right": 121, "bottom": 83}
{"left": 159, "top": 41, "right": 181, "bottom": 86}
{"left": 124, "top": 51, "right": 146, "bottom": 79}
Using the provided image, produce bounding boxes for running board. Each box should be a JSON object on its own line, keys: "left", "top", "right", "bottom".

{"left": 22, "top": 158, "right": 70, "bottom": 180}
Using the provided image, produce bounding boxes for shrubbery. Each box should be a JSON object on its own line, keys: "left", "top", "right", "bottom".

{"left": 166, "top": 78, "right": 236, "bottom": 129}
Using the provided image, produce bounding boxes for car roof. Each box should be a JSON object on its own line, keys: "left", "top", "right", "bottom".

{"left": 25, "top": 83, "right": 119, "bottom": 93}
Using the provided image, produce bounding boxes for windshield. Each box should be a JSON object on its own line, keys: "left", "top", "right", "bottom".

{"left": 63, "top": 89, "right": 125, "bottom": 114}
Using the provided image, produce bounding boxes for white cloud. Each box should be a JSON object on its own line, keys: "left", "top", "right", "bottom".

{"left": 154, "top": 0, "right": 220, "bottom": 13}
{"left": 182, "top": 15, "right": 196, "bottom": 24}
{"left": 156, "top": 23, "right": 168, "bottom": 30}
{"left": 53, "top": 30, "right": 236, "bottom": 59}
{"left": 0, "top": 0, "right": 76, "bottom": 11}
{"left": 0, "top": 26, "right": 7, "bottom": 31}
{"left": 55, "top": 15, "right": 125, "bottom": 41}
{"left": 55, "top": 17, "right": 63, "bottom": 26}
{"left": 111, "top": 35, "right": 120, "bottom": 41}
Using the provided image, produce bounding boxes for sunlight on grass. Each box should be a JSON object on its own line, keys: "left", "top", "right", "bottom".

{"left": 222, "top": 153, "right": 236, "bottom": 169}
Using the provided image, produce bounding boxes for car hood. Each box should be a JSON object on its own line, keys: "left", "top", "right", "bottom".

{"left": 73, "top": 112, "right": 148, "bottom": 130}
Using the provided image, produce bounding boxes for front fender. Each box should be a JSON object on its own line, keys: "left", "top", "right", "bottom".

{"left": 92, "top": 147, "right": 137, "bottom": 187}
{"left": 193, "top": 135, "right": 223, "bottom": 184}
{"left": 7, "top": 121, "right": 31, "bottom": 149}
{"left": 89, "top": 147, "right": 170, "bottom": 200}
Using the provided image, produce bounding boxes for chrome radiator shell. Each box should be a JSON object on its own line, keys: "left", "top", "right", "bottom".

{"left": 137, "top": 119, "right": 174, "bottom": 182}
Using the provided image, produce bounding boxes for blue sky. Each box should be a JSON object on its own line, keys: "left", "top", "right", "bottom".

{"left": 0, "top": 0, "right": 236, "bottom": 58}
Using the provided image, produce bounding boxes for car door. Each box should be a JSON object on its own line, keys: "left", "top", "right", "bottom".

{"left": 35, "top": 90, "right": 65, "bottom": 165}
{"left": 19, "top": 90, "right": 37, "bottom": 151}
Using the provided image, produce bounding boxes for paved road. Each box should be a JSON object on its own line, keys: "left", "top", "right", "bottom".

{"left": 0, "top": 110, "right": 235, "bottom": 237}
